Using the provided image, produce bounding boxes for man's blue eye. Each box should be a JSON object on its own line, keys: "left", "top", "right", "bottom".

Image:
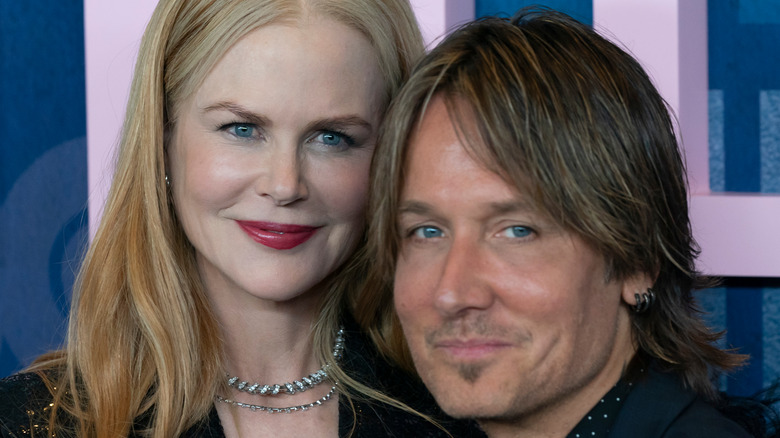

{"left": 508, "top": 226, "right": 531, "bottom": 238}
{"left": 413, "top": 226, "right": 443, "bottom": 239}
{"left": 232, "top": 124, "right": 254, "bottom": 138}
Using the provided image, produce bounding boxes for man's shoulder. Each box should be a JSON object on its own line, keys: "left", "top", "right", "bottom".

{"left": 611, "top": 369, "right": 752, "bottom": 438}
{"left": 0, "top": 372, "right": 57, "bottom": 437}
{"left": 663, "top": 396, "right": 753, "bottom": 438}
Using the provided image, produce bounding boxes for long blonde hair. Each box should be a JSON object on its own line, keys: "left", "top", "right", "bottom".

{"left": 29, "top": 1, "right": 423, "bottom": 436}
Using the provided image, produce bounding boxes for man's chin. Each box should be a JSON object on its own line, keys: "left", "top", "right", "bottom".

{"left": 421, "top": 371, "right": 510, "bottom": 419}
{"left": 433, "top": 394, "right": 514, "bottom": 422}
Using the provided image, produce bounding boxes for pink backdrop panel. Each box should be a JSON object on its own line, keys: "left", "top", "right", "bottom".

{"left": 410, "top": 0, "right": 474, "bottom": 48}
{"left": 85, "top": 0, "right": 780, "bottom": 276}
{"left": 594, "top": 0, "right": 709, "bottom": 194}
{"left": 595, "top": 0, "right": 780, "bottom": 277}
{"left": 85, "top": 0, "right": 158, "bottom": 233}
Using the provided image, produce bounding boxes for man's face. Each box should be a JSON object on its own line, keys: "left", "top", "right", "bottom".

{"left": 394, "top": 96, "right": 643, "bottom": 434}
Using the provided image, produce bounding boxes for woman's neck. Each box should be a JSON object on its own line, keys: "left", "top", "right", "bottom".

{"left": 206, "top": 279, "right": 325, "bottom": 383}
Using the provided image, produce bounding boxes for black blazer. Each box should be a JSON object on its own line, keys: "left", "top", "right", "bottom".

{"left": 610, "top": 368, "right": 752, "bottom": 437}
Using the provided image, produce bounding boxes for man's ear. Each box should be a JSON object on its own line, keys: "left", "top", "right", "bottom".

{"left": 620, "top": 272, "right": 655, "bottom": 308}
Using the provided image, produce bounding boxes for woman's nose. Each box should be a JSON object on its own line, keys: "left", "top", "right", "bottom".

{"left": 255, "top": 144, "right": 308, "bottom": 206}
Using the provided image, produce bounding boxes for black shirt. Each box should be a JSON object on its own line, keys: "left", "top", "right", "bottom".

{"left": 567, "top": 379, "right": 633, "bottom": 438}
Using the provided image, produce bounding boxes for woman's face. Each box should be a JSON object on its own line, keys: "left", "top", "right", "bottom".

{"left": 168, "top": 17, "right": 384, "bottom": 303}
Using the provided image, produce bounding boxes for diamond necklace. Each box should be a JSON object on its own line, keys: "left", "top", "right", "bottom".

{"left": 225, "top": 326, "right": 344, "bottom": 395}
{"left": 216, "top": 327, "right": 344, "bottom": 413}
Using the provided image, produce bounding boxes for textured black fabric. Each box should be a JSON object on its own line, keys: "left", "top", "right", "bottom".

{"left": 0, "top": 320, "right": 484, "bottom": 438}
{"left": 0, "top": 372, "right": 64, "bottom": 437}
{"left": 608, "top": 368, "right": 754, "bottom": 438}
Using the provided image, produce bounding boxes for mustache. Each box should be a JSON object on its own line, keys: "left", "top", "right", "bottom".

{"left": 423, "top": 315, "right": 531, "bottom": 346}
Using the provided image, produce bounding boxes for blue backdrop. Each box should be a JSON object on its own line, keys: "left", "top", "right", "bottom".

{"left": 1, "top": 0, "right": 778, "bottom": 399}
{"left": 0, "top": 0, "right": 88, "bottom": 377}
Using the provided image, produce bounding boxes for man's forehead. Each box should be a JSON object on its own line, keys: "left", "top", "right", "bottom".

{"left": 401, "top": 93, "right": 550, "bottom": 213}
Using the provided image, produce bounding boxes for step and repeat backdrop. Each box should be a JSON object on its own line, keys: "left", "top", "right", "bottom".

{"left": 2, "top": 0, "right": 779, "bottom": 397}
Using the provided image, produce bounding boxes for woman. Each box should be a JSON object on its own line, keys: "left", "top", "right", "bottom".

{"left": 0, "top": 1, "right": 480, "bottom": 437}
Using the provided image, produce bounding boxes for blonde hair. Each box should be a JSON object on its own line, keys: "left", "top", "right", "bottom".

{"left": 29, "top": 1, "right": 423, "bottom": 436}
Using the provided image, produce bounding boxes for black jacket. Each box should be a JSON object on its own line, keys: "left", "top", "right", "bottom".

{"left": 609, "top": 368, "right": 754, "bottom": 437}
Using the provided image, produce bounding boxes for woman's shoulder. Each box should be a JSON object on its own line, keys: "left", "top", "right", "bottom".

{"left": 0, "top": 372, "right": 57, "bottom": 437}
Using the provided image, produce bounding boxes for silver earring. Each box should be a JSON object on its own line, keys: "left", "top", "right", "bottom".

{"left": 165, "top": 174, "right": 170, "bottom": 187}
{"left": 632, "top": 288, "right": 655, "bottom": 313}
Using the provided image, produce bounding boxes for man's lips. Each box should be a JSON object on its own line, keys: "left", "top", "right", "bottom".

{"left": 433, "top": 339, "right": 512, "bottom": 360}
{"left": 236, "top": 220, "right": 320, "bottom": 250}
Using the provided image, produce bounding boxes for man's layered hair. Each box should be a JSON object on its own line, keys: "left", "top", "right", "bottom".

{"left": 355, "top": 7, "right": 744, "bottom": 401}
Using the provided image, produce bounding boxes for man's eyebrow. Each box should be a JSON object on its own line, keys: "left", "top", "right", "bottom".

{"left": 398, "top": 199, "right": 536, "bottom": 216}
{"left": 398, "top": 200, "right": 434, "bottom": 216}
{"left": 201, "top": 102, "right": 270, "bottom": 126}
{"left": 487, "top": 200, "right": 536, "bottom": 215}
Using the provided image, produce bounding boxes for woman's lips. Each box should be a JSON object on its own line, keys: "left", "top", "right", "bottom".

{"left": 236, "top": 220, "right": 320, "bottom": 250}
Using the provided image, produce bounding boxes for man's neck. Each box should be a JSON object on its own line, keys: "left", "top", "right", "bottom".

{"left": 477, "top": 353, "right": 634, "bottom": 437}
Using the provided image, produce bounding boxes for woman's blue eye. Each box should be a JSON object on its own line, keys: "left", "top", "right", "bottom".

{"left": 231, "top": 124, "right": 254, "bottom": 138}
{"left": 315, "top": 131, "right": 354, "bottom": 149}
{"left": 507, "top": 226, "right": 532, "bottom": 238}
{"left": 321, "top": 132, "right": 342, "bottom": 146}
{"left": 413, "top": 226, "right": 443, "bottom": 239}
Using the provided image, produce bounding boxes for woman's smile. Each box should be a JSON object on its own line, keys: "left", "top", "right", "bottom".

{"left": 236, "top": 220, "right": 321, "bottom": 250}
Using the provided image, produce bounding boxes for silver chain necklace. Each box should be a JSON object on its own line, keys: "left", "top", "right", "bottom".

{"left": 216, "top": 327, "right": 345, "bottom": 413}
{"left": 215, "top": 383, "right": 337, "bottom": 414}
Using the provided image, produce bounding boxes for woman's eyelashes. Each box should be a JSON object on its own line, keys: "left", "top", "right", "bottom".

{"left": 219, "top": 121, "right": 262, "bottom": 141}
{"left": 216, "top": 122, "right": 358, "bottom": 151}
{"left": 308, "top": 130, "right": 356, "bottom": 151}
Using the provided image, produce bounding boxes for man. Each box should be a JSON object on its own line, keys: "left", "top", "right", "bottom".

{"left": 356, "top": 7, "right": 758, "bottom": 438}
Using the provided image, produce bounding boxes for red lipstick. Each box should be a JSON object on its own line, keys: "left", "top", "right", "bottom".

{"left": 236, "top": 221, "right": 319, "bottom": 250}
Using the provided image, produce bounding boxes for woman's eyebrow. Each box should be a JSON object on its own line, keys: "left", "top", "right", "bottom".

{"left": 201, "top": 101, "right": 271, "bottom": 126}
{"left": 304, "top": 116, "right": 373, "bottom": 133}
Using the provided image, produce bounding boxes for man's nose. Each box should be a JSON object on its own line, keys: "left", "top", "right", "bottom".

{"left": 255, "top": 143, "right": 308, "bottom": 206}
{"left": 433, "top": 237, "right": 494, "bottom": 317}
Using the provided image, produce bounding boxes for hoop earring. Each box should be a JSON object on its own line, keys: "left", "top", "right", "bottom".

{"left": 632, "top": 288, "right": 655, "bottom": 313}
